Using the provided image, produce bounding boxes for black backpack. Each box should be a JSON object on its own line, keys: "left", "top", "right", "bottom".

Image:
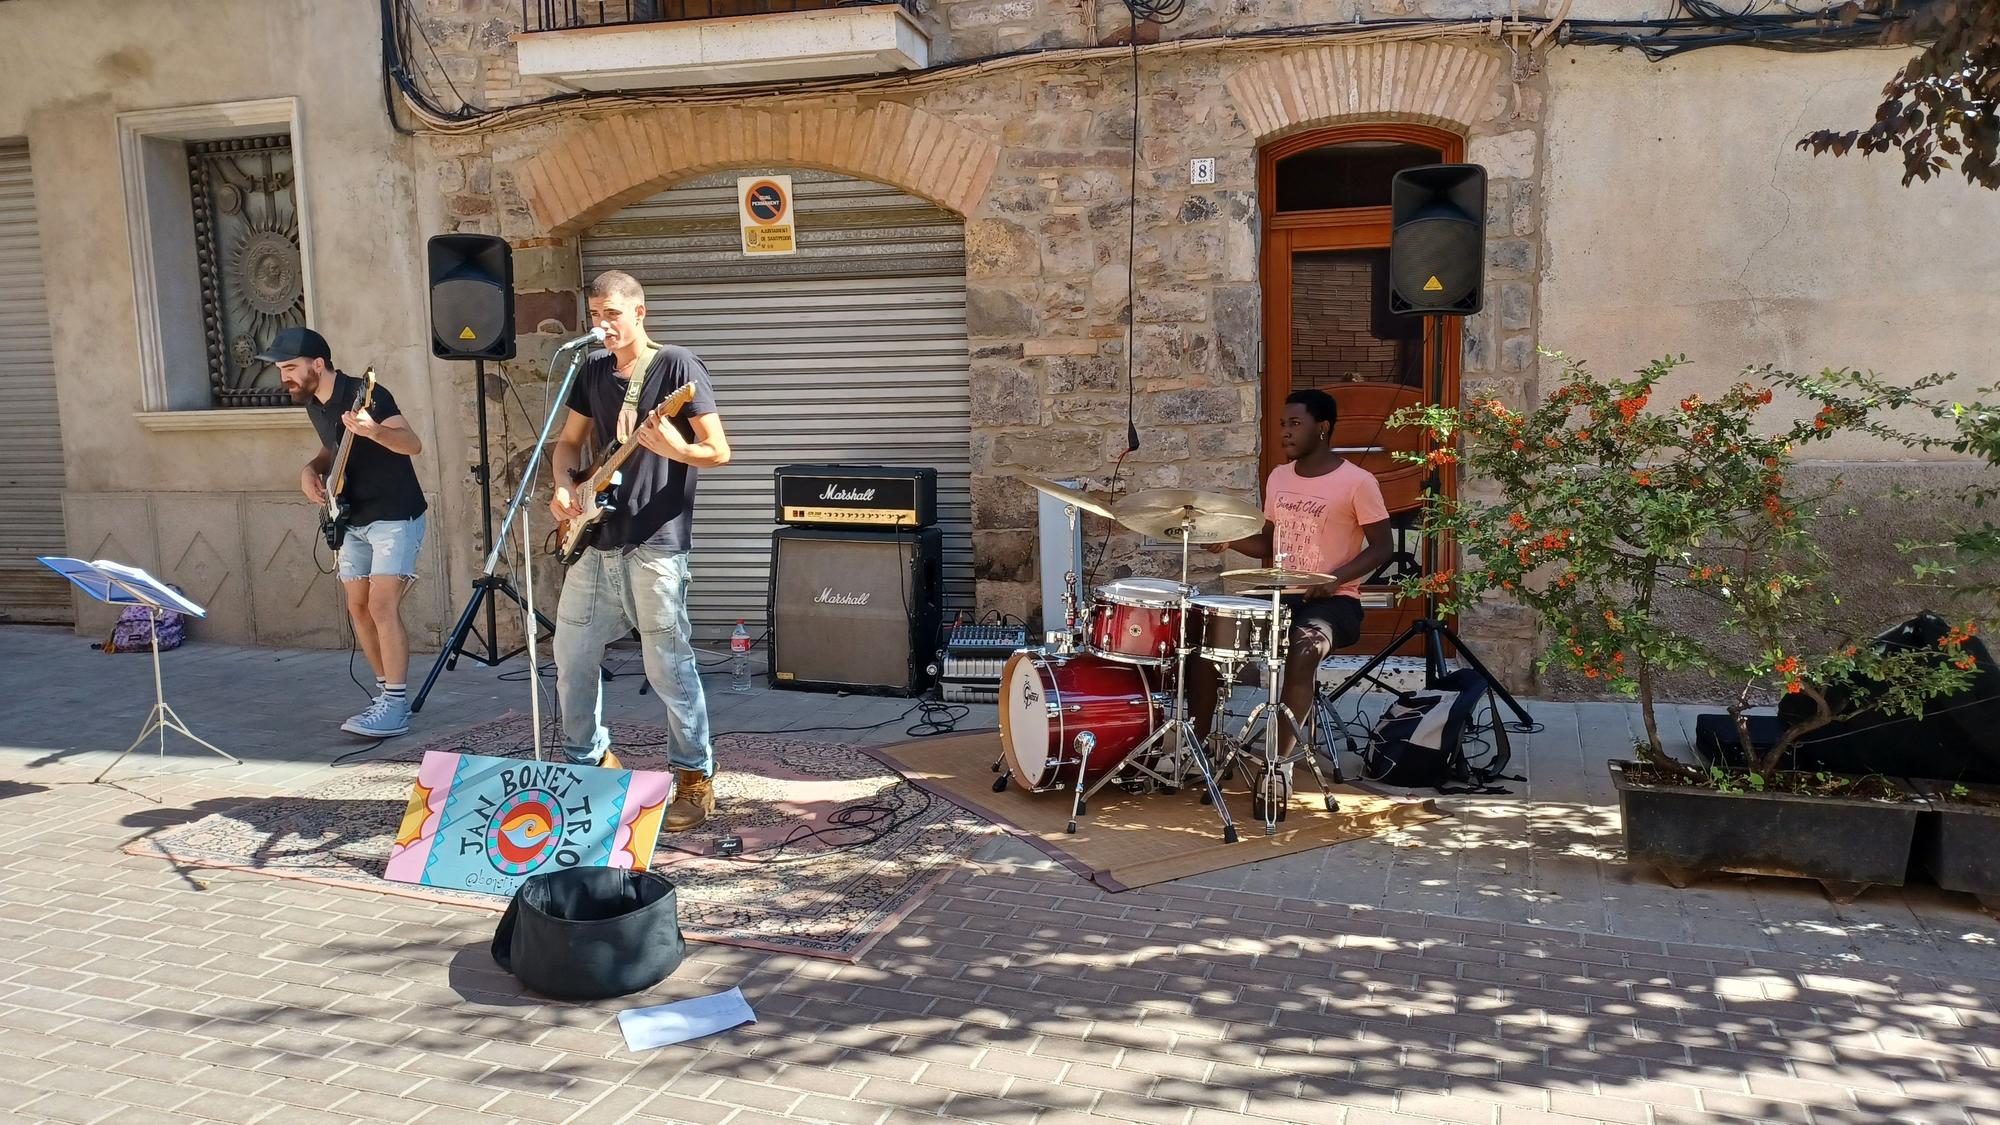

{"left": 1359, "top": 668, "right": 1519, "bottom": 793}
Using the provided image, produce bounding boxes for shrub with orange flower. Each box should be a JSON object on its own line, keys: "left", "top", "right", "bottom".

{"left": 1389, "top": 350, "right": 1974, "bottom": 774}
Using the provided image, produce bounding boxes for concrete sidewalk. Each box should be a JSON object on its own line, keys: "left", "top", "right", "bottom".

{"left": 1, "top": 625, "right": 1995, "bottom": 1125}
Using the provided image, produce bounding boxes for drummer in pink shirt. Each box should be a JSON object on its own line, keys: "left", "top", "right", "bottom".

{"left": 1192, "top": 389, "right": 1394, "bottom": 812}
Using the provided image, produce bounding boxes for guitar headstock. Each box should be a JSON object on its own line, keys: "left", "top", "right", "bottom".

{"left": 645, "top": 381, "right": 698, "bottom": 424}
{"left": 357, "top": 367, "right": 379, "bottom": 413}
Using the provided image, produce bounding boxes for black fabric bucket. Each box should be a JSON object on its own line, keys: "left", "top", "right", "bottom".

{"left": 491, "top": 868, "right": 685, "bottom": 1001}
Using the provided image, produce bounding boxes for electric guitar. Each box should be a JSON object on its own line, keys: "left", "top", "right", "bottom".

{"left": 555, "top": 381, "right": 699, "bottom": 564}
{"left": 319, "top": 367, "right": 378, "bottom": 551}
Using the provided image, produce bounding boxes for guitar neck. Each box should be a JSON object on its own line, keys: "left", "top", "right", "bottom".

{"left": 324, "top": 370, "right": 376, "bottom": 499}
{"left": 326, "top": 431, "right": 359, "bottom": 494}
{"left": 581, "top": 387, "right": 695, "bottom": 489}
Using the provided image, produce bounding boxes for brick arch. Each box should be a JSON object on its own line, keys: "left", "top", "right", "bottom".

{"left": 1226, "top": 41, "right": 1504, "bottom": 140}
{"left": 514, "top": 103, "right": 1001, "bottom": 237}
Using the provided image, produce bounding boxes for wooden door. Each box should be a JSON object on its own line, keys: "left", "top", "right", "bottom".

{"left": 1258, "top": 126, "right": 1463, "bottom": 657}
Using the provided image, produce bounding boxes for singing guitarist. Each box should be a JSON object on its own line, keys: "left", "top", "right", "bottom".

{"left": 269, "top": 327, "right": 427, "bottom": 739}
{"left": 549, "top": 270, "right": 731, "bottom": 832}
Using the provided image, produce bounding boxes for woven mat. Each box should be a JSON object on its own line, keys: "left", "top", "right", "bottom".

{"left": 870, "top": 731, "right": 1441, "bottom": 891}
{"left": 124, "top": 715, "right": 989, "bottom": 960}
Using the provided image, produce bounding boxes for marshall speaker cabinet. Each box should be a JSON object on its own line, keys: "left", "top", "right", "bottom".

{"left": 768, "top": 525, "right": 944, "bottom": 696}
{"left": 773, "top": 464, "right": 937, "bottom": 529}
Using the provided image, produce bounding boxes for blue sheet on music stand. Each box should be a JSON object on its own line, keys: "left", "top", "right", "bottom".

{"left": 36, "top": 557, "right": 207, "bottom": 619}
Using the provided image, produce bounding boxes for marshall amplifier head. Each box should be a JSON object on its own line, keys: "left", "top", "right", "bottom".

{"left": 774, "top": 464, "right": 937, "bottom": 529}
{"left": 768, "top": 525, "right": 943, "bottom": 696}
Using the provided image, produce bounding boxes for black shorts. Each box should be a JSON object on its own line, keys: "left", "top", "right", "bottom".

{"left": 1288, "top": 595, "right": 1364, "bottom": 651}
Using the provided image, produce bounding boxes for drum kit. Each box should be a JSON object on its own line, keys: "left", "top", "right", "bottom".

{"left": 993, "top": 475, "right": 1349, "bottom": 843}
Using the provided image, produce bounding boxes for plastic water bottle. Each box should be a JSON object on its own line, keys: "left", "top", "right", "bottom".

{"left": 730, "top": 621, "right": 753, "bottom": 693}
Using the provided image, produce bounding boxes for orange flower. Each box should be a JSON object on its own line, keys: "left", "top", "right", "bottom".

{"left": 1576, "top": 429, "right": 1591, "bottom": 442}
{"left": 1508, "top": 511, "right": 1530, "bottom": 530}
{"left": 1631, "top": 470, "right": 1653, "bottom": 487}
{"left": 1757, "top": 389, "right": 1774, "bottom": 405}
{"left": 1518, "top": 547, "right": 1533, "bottom": 565}
{"left": 1785, "top": 680, "right": 1803, "bottom": 694}
{"left": 1679, "top": 395, "right": 1701, "bottom": 412}
{"left": 1511, "top": 439, "right": 1526, "bottom": 451}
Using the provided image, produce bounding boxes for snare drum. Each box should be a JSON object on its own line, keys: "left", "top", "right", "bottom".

{"left": 999, "top": 651, "right": 1161, "bottom": 791}
{"left": 1085, "top": 577, "right": 1188, "bottom": 666}
{"left": 1189, "top": 594, "right": 1285, "bottom": 664}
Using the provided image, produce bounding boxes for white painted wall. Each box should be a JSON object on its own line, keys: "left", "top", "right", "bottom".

{"left": 1540, "top": 46, "right": 2000, "bottom": 460}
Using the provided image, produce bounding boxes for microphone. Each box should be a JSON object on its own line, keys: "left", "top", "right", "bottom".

{"left": 556, "top": 326, "right": 607, "bottom": 351}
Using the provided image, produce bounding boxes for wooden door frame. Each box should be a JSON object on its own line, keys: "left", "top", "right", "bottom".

{"left": 1257, "top": 123, "right": 1466, "bottom": 485}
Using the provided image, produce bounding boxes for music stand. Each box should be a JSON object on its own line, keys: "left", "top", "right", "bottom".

{"left": 38, "top": 557, "right": 240, "bottom": 781}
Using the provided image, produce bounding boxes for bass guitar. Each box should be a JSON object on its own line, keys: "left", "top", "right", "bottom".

{"left": 555, "top": 380, "right": 698, "bottom": 564}
{"left": 320, "top": 367, "right": 378, "bottom": 551}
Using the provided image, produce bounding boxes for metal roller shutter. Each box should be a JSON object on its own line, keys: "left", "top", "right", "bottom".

{"left": 0, "top": 142, "right": 70, "bottom": 623}
{"left": 581, "top": 170, "right": 972, "bottom": 641}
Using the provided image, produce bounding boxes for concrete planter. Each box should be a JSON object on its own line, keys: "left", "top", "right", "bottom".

{"left": 1609, "top": 759, "right": 1925, "bottom": 904}
{"left": 1912, "top": 781, "right": 2000, "bottom": 914}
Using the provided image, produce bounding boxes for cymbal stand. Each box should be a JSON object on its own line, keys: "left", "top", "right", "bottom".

{"left": 1201, "top": 587, "right": 1337, "bottom": 836}
{"left": 1073, "top": 510, "right": 1237, "bottom": 843}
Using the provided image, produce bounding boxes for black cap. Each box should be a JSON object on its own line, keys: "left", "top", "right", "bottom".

{"left": 254, "top": 326, "right": 332, "bottom": 364}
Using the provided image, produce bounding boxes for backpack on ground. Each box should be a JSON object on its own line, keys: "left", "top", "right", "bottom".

{"left": 1357, "top": 667, "right": 1520, "bottom": 794}
{"left": 104, "top": 601, "right": 188, "bottom": 654}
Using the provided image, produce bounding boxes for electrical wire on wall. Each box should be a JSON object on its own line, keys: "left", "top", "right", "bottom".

{"left": 378, "top": 1, "right": 1907, "bottom": 138}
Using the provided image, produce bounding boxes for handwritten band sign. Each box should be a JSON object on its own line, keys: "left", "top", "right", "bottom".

{"left": 385, "top": 751, "right": 672, "bottom": 897}
{"left": 738, "top": 175, "right": 796, "bottom": 256}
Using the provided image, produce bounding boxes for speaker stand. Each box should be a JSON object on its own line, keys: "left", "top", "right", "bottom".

{"left": 1320, "top": 313, "right": 1533, "bottom": 730}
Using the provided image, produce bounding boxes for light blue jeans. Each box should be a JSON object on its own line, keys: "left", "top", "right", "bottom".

{"left": 553, "top": 545, "right": 714, "bottom": 775}
{"left": 338, "top": 513, "right": 426, "bottom": 581}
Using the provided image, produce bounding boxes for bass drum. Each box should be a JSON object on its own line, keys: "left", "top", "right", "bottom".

{"left": 999, "top": 651, "right": 1160, "bottom": 791}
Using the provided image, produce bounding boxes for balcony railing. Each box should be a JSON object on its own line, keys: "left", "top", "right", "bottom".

{"left": 522, "top": 0, "right": 921, "bottom": 33}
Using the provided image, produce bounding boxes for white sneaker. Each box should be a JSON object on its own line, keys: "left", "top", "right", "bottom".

{"left": 342, "top": 697, "right": 411, "bottom": 738}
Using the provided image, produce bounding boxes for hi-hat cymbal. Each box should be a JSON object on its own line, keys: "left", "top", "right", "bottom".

{"left": 1112, "top": 488, "right": 1266, "bottom": 544}
{"left": 1008, "top": 473, "right": 1118, "bottom": 521}
{"left": 1222, "top": 566, "right": 1338, "bottom": 591}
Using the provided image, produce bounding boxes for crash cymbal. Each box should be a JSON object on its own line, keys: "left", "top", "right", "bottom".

{"left": 1222, "top": 566, "right": 1338, "bottom": 590}
{"left": 1008, "top": 473, "right": 1118, "bottom": 521}
{"left": 1111, "top": 488, "right": 1266, "bottom": 544}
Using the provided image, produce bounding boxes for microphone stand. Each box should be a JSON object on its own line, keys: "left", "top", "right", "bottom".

{"left": 413, "top": 338, "right": 596, "bottom": 712}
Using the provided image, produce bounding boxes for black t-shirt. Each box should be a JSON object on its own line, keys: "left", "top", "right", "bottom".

{"left": 565, "top": 344, "right": 717, "bottom": 553}
{"left": 305, "top": 372, "right": 427, "bottom": 527}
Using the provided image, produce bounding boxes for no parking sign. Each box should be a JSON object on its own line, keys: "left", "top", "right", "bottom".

{"left": 738, "top": 175, "right": 796, "bottom": 256}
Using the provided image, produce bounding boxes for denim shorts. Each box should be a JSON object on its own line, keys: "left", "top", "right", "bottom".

{"left": 338, "top": 513, "right": 426, "bottom": 582}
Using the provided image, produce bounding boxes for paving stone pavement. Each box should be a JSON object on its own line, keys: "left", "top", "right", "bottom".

{"left": 1, "top": 625, "right": 1996, "bottom": 1125}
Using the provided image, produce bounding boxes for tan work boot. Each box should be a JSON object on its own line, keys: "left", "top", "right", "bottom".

{"left": 665, "top": 770, "right": 715, "bottom": 832}
{"left": 598, "top": 749, "right": 622, "bottom": 771}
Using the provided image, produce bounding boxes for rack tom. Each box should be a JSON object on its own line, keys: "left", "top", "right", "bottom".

{"left": 1084, "top": 577, "right": 1188, "bottom": 667}
{"left": 1188, "top": 594, "right": 1284, "bottom": 665}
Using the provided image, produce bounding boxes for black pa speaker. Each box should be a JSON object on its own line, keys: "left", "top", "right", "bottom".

{"left": 428, "top": 234, "right": 515, "bottom": 360}
{"left": 1389, "top": 164, "right": 1487, "bottom": 316}
{"left": 768, "top": 526, "right": 943, "bottom": 697}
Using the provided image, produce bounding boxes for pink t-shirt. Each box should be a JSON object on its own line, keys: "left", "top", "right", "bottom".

{"left": 1263, "top": 460, "right": 1391, "bottom": 598}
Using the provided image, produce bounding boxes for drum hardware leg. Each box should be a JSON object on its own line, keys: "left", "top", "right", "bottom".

{"left": 1281, "top": 705, "right": 1338, "bottom": 814}
{"left": 992, "top": 767, "right": 1012, "bottom": 793}
{"left": 1066, "top": 731, "right": 1096, "bottom": 834}
{"left": 1312, "top": 684, "right": 1347, "bottom": 786}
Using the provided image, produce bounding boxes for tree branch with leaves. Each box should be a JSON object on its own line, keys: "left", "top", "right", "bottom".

{"left": 1800, "top": 0, "right": 2000, "bottom": 189}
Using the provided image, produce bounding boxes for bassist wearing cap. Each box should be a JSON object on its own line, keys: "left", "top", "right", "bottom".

{"left": 549, "top": 270, "right": 731, "bottom": 832}
{"left": 269, "top": 327, "right": 428, "bottom": 739}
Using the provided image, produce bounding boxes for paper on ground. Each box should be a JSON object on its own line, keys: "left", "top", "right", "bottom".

{"left": 618, "top": 987, "right": 757, "bottom": 1051}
